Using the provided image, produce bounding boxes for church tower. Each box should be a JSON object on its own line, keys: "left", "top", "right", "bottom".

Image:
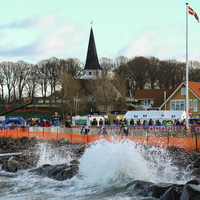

{"left": 82, "top": 27, "right": 102, "bottom": 79}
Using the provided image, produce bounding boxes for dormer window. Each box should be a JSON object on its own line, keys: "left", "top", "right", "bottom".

{"left": 89, "top": 72, "right": 92, "bottom": 75}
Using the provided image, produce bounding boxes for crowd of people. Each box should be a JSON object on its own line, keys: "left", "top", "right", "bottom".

{"left": 26, "top": 118, "right": 61, "bottom": 127}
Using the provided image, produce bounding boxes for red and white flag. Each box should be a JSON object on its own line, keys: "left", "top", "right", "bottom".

{"left": 188, "top": 6, "right": 199, "bottom": 22}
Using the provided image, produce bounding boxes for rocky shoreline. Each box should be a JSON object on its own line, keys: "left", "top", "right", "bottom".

{"left": 1, "top": 136, "right": 200, "bottom": 199}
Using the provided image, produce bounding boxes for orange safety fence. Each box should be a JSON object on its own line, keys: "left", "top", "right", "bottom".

{"left": 0, "top": 128, "right": 200, "bottom": 152}
{"left": 148, "top": 137, "right": 168, "bottom": 149}
{"left": 169, "top": 138, "right": 196, "bottom": 151}
{"left": 126, "top": 136, "right": 147, "bottom": 145}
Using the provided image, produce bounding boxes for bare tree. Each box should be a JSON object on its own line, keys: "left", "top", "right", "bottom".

{"left": 0, "top": 65, "right": 5, "bottom": 103}
{"left": 60, "top": 58, "right": 83, "bottom": 79}
{"left": 37, "top": 59, "right": 50, "bottom": 103}
{"left": 24, "top": 64, "right": 40, "bottom": 102}
{"left": 1, "top": 62, "right": 14, "bottom": 103}
{"left": 58, "top": 72, "right": 82, "bottom": 121}
{"left": 99, "top": 57, "right": 115, "bottom": 72}
{"left": 146, "top": 56, "right": 160, "bottom": 89}
{"left": 189, "top": 60, "right": 200, "bottom": 82}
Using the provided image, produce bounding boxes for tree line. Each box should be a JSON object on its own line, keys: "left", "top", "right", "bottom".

{"left": 0, "top": 55, "right": 199, "bottom": 118}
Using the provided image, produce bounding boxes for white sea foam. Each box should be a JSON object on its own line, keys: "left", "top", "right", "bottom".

{"left": 36, "top": 143, "right": 73, "bottom": 167}
{"left": 78, "top": 138, "right": 190, "bottom": 186}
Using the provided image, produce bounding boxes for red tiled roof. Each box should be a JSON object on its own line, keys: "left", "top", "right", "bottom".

{"left": 184, "top": 81, "right": 200, "bottom": 98}
{"left": 134, "top": 88, "right": 177, "bottom": 107}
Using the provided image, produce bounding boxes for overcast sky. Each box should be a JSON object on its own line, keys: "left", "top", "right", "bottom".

{"left": 0, "top": 0, "right": 200, "bottom": 64}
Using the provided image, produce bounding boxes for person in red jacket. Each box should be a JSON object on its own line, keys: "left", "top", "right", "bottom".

{"left": 41, "top": 119, "right": 46, "bottom": 127}
{"left": 46, "top": 120, "right": 51, "bottom": 127}
{"left": 137, "top": 119, "right": 142, "bottom": 126}
{"left": 148, "top": 119, "right": 153, "bottom": 126}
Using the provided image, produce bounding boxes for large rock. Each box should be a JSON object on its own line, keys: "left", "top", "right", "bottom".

{"left": 126, "top": 180, "right": 153, "bottom": 190}
{"left": 29, "top": 161, "right": 79, "bottom": 181}
{"left": 194, "top": 158, "right": 200, "bottom": 168}
{"left": 180, "top": 184, "right": 200, "bottom": 200}
{"left": 7, "top": 159, "right": 19, "bottom": 172}
{"left": 142, "top": 183, "right": 178, "bottom": 198}
{"left": 160, "top": 186, "right": 183, "bottom": 200}
{"left": 20, "top": 136, "right": 29, "bottom": 145}
{"left": 58, "top": 138, "right": 70, "bottom": 145}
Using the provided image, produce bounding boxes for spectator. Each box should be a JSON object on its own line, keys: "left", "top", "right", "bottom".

{"left": 41, "top": 119, "right": 46, "bottom": 127}
{"left": 46, "top": 120, "right": 51, "bottom": 127}
{"left": 156, "top": 120, "right": 161, "bottom": 126}
{"left": 99, "top": 119, "right": 103, "bottom": 125}
{"left": 176, "top": 119, "right": 180, "bottom": 126}
{"left": 148, "top": 119, "right": 153, "bottom": 126}
{"left": 115, "top": 119, "right": 119, "bottom": 125}
{"left": 182, "top": 119, "right": 186, "bottom": 126}
{"left": 174, "top": 119, "right": 177, "bottom": 126}
{"left": 137, "top": 119, "right": 142, "bottom": 126}
{"left": 54, "top": 120, "right": 61, "bottom": 126}
{"left": 198, "top": 118, "right": 200, "bottom": 126}
{"left": 37, "top": 120, "right": 41, "bottom": 127}
{"left": 130, "top": 118, "right": 135, "bottom": 126}
{"left": 193, "top": 120, "right": 197, "bottom": 126}
{"left": 91, "top": 118, "right": 97, "bottom": 126}
{"left": 165, "top": 119, "right": 171, "bottom": 126}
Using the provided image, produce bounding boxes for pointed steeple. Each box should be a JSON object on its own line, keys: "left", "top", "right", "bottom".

{"left": 84, "top": 28, "right": 101, "bottom": 70}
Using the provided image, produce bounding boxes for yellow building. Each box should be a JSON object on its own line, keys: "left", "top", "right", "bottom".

{"left": 159, "top": 81, "right": 200, "bottom": 117}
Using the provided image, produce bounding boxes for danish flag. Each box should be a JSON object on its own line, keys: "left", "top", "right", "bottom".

{"left": 188, "top": 6, "right": 199, "bottom": 22}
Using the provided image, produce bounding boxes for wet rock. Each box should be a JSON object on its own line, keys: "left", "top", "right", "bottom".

{"left": 160, "top": 185, "right": 183, "bottom": 200}
{"left": 7, "top": 142, "right": 16, "bottom": 146}
{"left": 30, "top": 136, "right": 37, "bottom": 142}
{"left": 20, "top": 136, "right": 29, "bottom": 145}
{"left": 58, "top": 138, "right": 70, "bottom": 145}
{"left": 7, "top": 159, "right": 19, "bottom": 172}
{"left": 180, "top": 184, "right": 200, "bottom": 200}
{"left": 142, "top": 183, "right": 178, "bottom": 198}
{"left": 194, "top": 158, "right": 200, "bottom": 168}
{"left": 29, "top": 161, "right": 79, "bottom": 181}
{"left": 186, "top": 179, "right": 200, "bottom": 185}
{"left": 126, "top": 180, "right": 153, "bottom": 190}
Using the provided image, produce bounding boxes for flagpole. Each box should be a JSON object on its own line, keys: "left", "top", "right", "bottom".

{"left": 186, "top": 3, "right": 189, "bottom": 130}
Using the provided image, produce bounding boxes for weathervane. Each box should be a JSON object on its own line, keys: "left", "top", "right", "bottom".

{"left": 91, "top": 20, "right": 93, "bottom": 26}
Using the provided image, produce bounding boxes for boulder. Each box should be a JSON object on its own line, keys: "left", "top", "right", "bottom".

{"left": 194, "top": 158, "right": 200, "bottom": 168}
{"left": 20, "top": 136, "right": 29, "bottom": 145}
{"left": 180, "top": 184, "right": 200, "bottom": 200}
{"left": 160, "top": 186, "right": 183, "bottom": 200}
{"left": 142, "top": 183, "right": 177, "bottom": 198}
{"left": 58, "top": 138, "right": 70, "bottom": 145}
{"left": 7, "top": 159, "right": 19, "bottom": 172}
{"left": 29, "top": 163, "right": 79, "bottom": 181}
{"left": 126, "top": 180, "right": 153, "bottom": 190}
{"left": 30, "top": 136, "right": 37, "bottom": 142}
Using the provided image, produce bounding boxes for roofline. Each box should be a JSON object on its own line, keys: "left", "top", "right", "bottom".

{"left": 159, "top": 82, "right": 200, "bottom": 109}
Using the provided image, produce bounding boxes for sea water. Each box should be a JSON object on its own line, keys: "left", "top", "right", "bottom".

{"left": 0, "top": 138, "right": 192, "bottom": 200}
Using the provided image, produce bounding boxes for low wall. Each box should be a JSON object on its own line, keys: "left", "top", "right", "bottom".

{"left": 0, "top": 126, "right": 199, "bottom": 152}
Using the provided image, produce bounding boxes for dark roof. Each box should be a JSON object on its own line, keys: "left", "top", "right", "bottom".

{"left": 84, "top": 28, "right": 101, "bottom": 70}
{"left": 134, "top": 88, "right": 177, "bottom": 107}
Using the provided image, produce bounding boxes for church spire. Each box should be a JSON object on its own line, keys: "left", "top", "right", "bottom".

{"left": 84, "top": 27, "right": 101, "bottom": 70}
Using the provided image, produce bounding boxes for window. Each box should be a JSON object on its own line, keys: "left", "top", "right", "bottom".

{"left": 89, "top": 72, "right": 92, "bottom": 75}
{"left": 194, "top": 99, "right": 198, "bottom": 112}
{"left": 170, "top": 100, "right": 185, "bottom": 110}
{"left": 181, "top": 87, "right": 186, "bottom": 95}
{"left": 38, "top": 99, "right": 43, "bottom": 103}
{"left": 189, "top": 99, "right": 192, "bottom": 109}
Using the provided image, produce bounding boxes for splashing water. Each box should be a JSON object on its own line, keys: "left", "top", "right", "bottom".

{"left": 36, "top": 143, "right": 73, "bottom": 167}
{"left": 0, "top": 138, "right": 193, "bottom": 200}
{"left": 78, "top": 138, "right": 190, "bottom": 186}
